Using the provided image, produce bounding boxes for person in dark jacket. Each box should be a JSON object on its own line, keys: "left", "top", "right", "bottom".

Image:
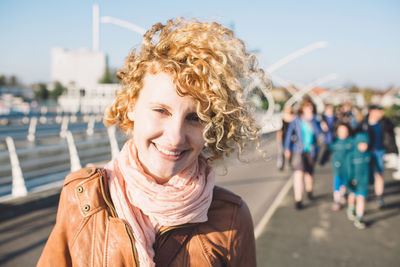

{"left": 276, "top": 105, "right": 295, "bottom": 170}
{"left": 339, "top": 102, "right": 358, "bottom": 131}
{"left": 357, "top": 105, "right": 398, "bottom": 208}
{"left": 346, "top": 132, "right": 371, "bottom": 229}
{"left": 284, "top": 98, "right": 323, "bottom": 209}
{"left": 319, "top": 104, "right": 338, "bottom": 166}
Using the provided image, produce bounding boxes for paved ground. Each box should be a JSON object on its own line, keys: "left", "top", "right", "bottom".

{"left": 0, "top": 134, "right": 293, "bottom": 266}
{"left": 256, "top": 163, "right": 400, "bottom": 267}
{"left": 0, "top": 205, "right": 57, "bottom": 266}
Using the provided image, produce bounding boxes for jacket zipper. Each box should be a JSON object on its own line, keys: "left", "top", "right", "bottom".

{"left": 97, "top": 169, "right": 140, "bottom": 267}
{"left": 98, "top": 169, "right": 117, "bottom": 217}
{"left": 125, "top": 223, "right": 140, "bottom": 266}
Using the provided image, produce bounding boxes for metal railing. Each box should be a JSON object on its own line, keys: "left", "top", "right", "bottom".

{"left": 0, "top": 116, "right": 126, "bottom": 201}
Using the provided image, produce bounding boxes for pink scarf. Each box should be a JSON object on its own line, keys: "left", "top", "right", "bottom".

{"left": 105, "top": 139, "right": 215, "bottom": 266}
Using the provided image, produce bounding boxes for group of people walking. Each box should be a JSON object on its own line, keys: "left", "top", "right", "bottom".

{"left": 277, "top": 97, "right": 398, "bottom": 229}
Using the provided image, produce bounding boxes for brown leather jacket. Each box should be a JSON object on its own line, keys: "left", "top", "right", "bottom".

{"left": 37, "top": 167, "right": 256, "bottom": 266}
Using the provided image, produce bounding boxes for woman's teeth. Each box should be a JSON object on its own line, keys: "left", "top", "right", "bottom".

{"left": 156, "top": 145, "right": 183, "bottom": 156}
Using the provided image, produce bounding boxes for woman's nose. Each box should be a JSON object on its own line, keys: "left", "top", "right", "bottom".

{"left": 164, "top": 117, "right": 186, "bottom": 147}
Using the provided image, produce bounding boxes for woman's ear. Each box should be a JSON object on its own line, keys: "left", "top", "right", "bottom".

{"left": 127, "top": 101, "right": 136, "bottom": 121}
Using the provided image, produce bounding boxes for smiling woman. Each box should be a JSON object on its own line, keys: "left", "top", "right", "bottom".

{"left": 38, "top": 18, "right": 264, "bottom": 267}
{"left": 127, "top": 72, "right": 206, "bottom": 183}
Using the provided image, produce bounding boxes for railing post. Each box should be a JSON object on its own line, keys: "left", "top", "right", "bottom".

{"left": 22, "top": 116, "right": 29, "bottom": 124}
{"left": 107, "top": 126, "right": 120, "bottom": 159}
{"left": 55, "top": 106, "right": 63, "bottom": 123}
{"left": 60, "top": 116, "right": 69, "bottom": 138}
{"left": 40, "top": 106, "right": 48, "bottom": 124}
{"left": 96, "top": 114, "right": 103, "bottom": 122}
{"left": 27, "top": 116, "right": 37, "bottom": 143}
{"left": 65, "top": 130, "right": 82, "bottom": 171}
{"left": 392, "top": 128, "right": 400, "bottom": 180}
{"left": 86, "top": 116, "right": 95, "bottom": 136}
{"left": 385, "top": 154, "right": 398, "bottom": 169}
{"left": 5, "top": 136, "right": 28, "bottom": 197}
{"left": 70, "top": 112, "right": 78, "bottom": 123}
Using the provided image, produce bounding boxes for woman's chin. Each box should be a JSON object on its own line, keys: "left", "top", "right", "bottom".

{"left": 146, "top": 166, "right": 182, "bottom": 183}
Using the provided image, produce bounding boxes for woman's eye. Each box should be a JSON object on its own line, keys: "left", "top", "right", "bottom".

{"left": 153, "top": 108, "right": 167, "bottom": 114}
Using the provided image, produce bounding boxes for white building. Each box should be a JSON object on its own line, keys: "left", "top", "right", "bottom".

{"left": 371, "top": 87, "right": 400, "bottom": 107}
{"left": 51, "top": 47, "right": 107, "bottom": 88}
{"left": 58, "top": 83, "right": 121, "bottom": 114}
{"left": 320, "top": 89, "right": 365, "bottom": 108}
{"left": 51, "top": 47, "right": 121, "bottom": 114}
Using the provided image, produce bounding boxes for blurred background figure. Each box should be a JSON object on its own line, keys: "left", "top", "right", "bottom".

{"left": 357, "top": 105, "right": 398, "bottom": 209}
{"left": 276, "top": 105, "right": 295, "bottom": 171}
{"left": 319, "top": 104, "right": 338, "bottom": 166}
{"left": 284, "top": 98, "right": 323, "bottom": 209}
{"left": 338, "top": 102, "right": 358, "bottom": 131}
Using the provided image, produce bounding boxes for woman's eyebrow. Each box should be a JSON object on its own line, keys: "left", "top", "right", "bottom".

{"left": 149, "top": 102, "right": 197, "bottom": 113}
{"left": 148, "top": 102, "right": 171, "bottom": 109}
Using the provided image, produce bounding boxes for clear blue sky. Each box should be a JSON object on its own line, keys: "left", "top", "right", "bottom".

{"left": 1, "top": 0, "right": 399, "bottom": 89}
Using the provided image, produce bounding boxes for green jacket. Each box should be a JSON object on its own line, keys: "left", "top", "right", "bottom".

{"left": 330, "top": 137, "right": 353, "bottom": 178}
{"left": 347, "top": 148, "right": 371, "bottom": 191}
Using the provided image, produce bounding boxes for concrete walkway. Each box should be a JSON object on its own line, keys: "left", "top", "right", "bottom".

{"left": 256, "top": 163, "right": 400, "bottom": 267}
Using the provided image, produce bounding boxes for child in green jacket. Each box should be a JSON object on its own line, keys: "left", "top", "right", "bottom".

{"left": 347, "top": 132, "right": 371, "bottom": 229}
{"left": 329, "top": 123, "right": 353, "bottom": 211}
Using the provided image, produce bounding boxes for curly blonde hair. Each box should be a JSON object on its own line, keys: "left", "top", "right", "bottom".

{"left": 104, "top": 18, "right": 264, "bottom": 162}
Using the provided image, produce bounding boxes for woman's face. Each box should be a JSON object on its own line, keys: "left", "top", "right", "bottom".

{"left": 302, "top": 103, "right": 314, "bottom": 120}
{"left": 129, "top": 72, "right": 206, "bottom": 183}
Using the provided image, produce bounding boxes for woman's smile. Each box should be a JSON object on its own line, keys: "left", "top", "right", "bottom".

{"left": 152, "top": 142, "right": 188, "bottom": 159}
